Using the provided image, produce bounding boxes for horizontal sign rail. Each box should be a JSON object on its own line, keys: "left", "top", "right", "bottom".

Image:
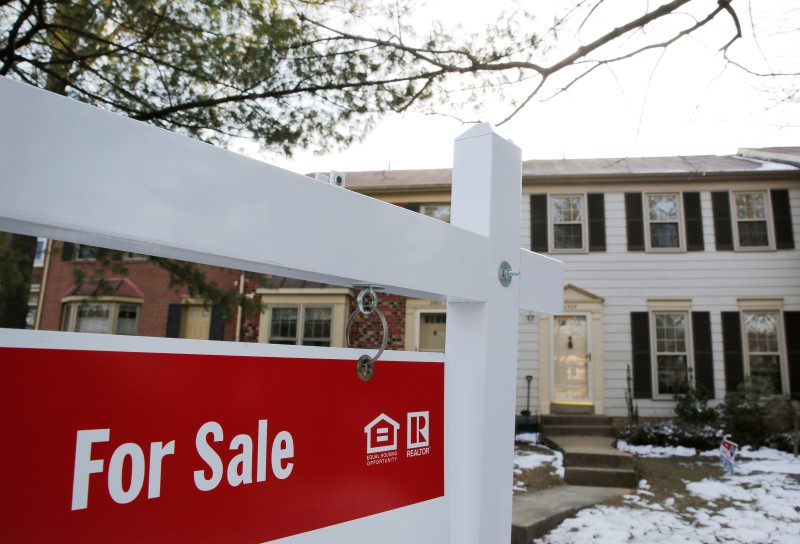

{"left": 0, "top": 77, "right": 562, "bottom": 313}
{"left": 0, "top": 77, "right": 486, "bottom": 303}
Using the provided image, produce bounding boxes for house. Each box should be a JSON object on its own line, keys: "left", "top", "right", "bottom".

{"left": 344, "top": 147, "right": 800, "bottom": 419}
{"left": 22, "top": 147, "right": 800, "bottom": 422}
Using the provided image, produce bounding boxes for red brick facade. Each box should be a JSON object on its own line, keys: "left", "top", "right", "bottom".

{"left": 35, "top": 241, "right": 409, "bottom": 348}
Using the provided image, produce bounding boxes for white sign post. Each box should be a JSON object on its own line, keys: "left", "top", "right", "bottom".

{"left": 0, "top": 76, "right": 562, "bottom": 543}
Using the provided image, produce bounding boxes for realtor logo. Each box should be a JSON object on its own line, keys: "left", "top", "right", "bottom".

{"left": 407, "top": 411, "right": 430, "bottom": 448}
{"left": 364, "top": 413, "right": 400, "bottom": 454}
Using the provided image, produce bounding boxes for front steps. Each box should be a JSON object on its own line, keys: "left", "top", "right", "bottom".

{"left": 540, "top": 415, "right": 638, "bottom": 489}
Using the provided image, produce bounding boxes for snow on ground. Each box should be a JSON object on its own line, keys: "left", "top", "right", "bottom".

{"left": 536, "top": 444, "right": 800, "bottom": 544}
{"left": 513, "top": 434, "right": 564, "bottom": 492}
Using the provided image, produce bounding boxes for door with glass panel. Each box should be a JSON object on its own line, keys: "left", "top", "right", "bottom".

{"left": 552, "top": 315, "right": 590, "bottom": 403}
{"left": 419, "top": 312, "right": 446, "bottom": 352}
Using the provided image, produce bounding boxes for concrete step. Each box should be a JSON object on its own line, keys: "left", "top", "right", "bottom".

{"left": 539, "top": 425, "right": 616, "bottom": 438}
{"left": 550, "top": 403, "right": 594, "bottom": 415}
{"left": 565, "top": 467, "right": 639, "bottom": 488}
{"left": 540, "top": 415, "right": 612, "bottom": 427}
{"left": 564, "top": 451, "right": 634, "bottom": 470}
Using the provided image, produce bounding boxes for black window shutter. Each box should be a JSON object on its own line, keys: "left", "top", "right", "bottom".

{"left": 209, "top": 306, "right": 224, "bottom": 341}
{"left": 691, "top": 312, "right": 714, "bottom": 398}
{"left": 530, "top": 194, "right": 548, "bottom": 252}
{"left": 625, "top": 193, "right": 644, "bottom": 251}
{"left": 771, "top": 189, "right": 795, "bottom": 250}
{"left": 721, "top": 312, "right": 744, "bottom": 392}
{"left": 711, "top": 192, "right": 734, "bottom": 251}
{"left": 630, "top": 312, "right": 652, "bottom": 399}
{"left": 61, "top": 242, "right": 74, "bottom": 261}
{"left": 785, "top": 312, "right": 800, "bottom": 400}
{"left": 683, "top": 192, "right": 704, "bottom": 251}
{"left": 587, "top": 193, "right": 606, "bottom": 252}
{"left": 404, "top": 203, "right": 420, "bottom": 213}
{"left": 166, "top": 304, "right": 182, "bottom": 338}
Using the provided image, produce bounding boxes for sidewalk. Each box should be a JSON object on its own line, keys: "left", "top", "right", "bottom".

{"left": 512, "top": 432, "right": 636, "bottom": 542}
{"left": 511, "top": 485, "right": 631, "bottom": 543}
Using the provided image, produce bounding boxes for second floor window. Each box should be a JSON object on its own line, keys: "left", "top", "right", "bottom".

{"left": 551, "top": 195, "right": 585, "bottom": 251}
{"left": 646, "top": 194, "right": 682, "bottom": 250}
{"left": 420, "top": 204, "right": 451, "bottom": 223}
{"left": 733, "top": 191, "right": 771, "bottom": 248}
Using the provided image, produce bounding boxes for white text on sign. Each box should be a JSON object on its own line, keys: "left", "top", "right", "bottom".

{"left": 71, "top": 419, "right": 294, "bottom": 510}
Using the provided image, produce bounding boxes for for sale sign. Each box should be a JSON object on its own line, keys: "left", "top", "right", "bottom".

{"left": 0, "top": 332, "right": 445, "bottom": 543}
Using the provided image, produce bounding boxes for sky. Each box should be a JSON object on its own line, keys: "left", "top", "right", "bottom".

{"left": 253, "top": 0, "right": 800, "bottom": 176}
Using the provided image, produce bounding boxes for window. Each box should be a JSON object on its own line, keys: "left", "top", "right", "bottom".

{"left": 268, "top": 305, "right": 333, "bottom": 347}
{"left": 257, "top": 288, "right": 350, "bottom": 347}
{"left": 743, "top": 311, "right": 783, "bottom": 393}
{"left": 733, "top": 191, "right": 772, "bottom": 249}
{"left": 26, "top": 284, "right": 40, "bottom": 329}
{"left": 653, "top": 312, "right": 690, "bottom": 396}
{"left": 631, "top": 302, "right": 713, "bottom": 400}
{"left": 645, "top": 194, "right": 683, "bottom": 250}
{"left": 531, "top": 194, "right": 605, "bottom": 253}
{"left": 33, "top": 238, "right": 46, "bottom": 267}
{"left": 550, "top": 195, "right": 585, "bottom": 251}
{"left": 76, "top": 244, "right": 101, "bottom": 261}
{"left": 420, "top": 204, "right": 451, "bottom": 223}
{"left": 61, "top": 300, "right": 140, "bottom": 335}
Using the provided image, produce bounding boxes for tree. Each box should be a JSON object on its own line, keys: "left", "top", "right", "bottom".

{"left": 0, "top": 0, "right": 748, "bottom": 328}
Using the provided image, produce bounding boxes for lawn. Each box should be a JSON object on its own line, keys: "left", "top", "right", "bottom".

{"left": 513, "top": 435, "right": 800, "bottom": 543}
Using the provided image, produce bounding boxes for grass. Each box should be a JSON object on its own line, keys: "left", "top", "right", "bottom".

{"left": 513, "top": 442, "right": 565, "bottom": 494}
{"left": 604, "top": 456, "right": 730, "bottom": 511}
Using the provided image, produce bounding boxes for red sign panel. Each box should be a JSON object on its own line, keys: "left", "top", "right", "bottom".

{"left": 0, "top": 346, "right": 444, "bottom": 543}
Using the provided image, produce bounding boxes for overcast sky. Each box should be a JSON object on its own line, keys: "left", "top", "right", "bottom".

{"left": 256, "top": 0, "right": 800, "bottom": 175}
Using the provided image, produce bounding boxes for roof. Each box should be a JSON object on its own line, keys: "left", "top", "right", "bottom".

{"left": 62, "top": 277, "right": 145, "bottom": 299}
{"left": 341, "top": 150, "right": 799, "bottom": 191}
{"left": 738, "top": 147, "right": 800, "bottom": 167}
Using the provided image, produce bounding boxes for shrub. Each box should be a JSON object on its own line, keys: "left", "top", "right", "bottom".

{"left": 618, "top": 420, "right": 721, "bottom": 451}
{"left": 674, "top": 383, "right": 717, "bottom": 426}
{"left": 718, "top": 378, "right": 784, "bottom": 449}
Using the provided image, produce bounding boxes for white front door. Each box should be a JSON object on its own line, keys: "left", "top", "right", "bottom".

{"left": 552, "top": 315, "right": 590, "bottom": 403}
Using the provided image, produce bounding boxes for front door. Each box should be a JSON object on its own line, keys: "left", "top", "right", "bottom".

{"left": 552, "top": 315, "right": 590, "bottom": 403}
{"left": 181, "top": 305, "right": 211, "bottom": 339}
{"left": 419, "top": 312, "right": 446, "bottom": 352}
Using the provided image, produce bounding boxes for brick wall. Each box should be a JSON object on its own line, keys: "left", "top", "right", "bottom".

{"left": 39, "top": 241, "right": 240, "bottom": 341}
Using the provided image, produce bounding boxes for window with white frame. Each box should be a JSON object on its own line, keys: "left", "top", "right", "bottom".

{"left": 645, "top": 193, "right": 683, "bottom": 250}
{"left": 550, "top": 195, "right": 585, "bottom": 251}
{"left": 33, "top": 238, "right": 46, "bottom": 267}
{"left": 61, "top": 300, "right": 140, "bottom": 335}
{"left": 420, "top": 204, "right": 451, "bottom": 223}
{"left": 733, "top": 191, "right": 772, "bottom": 249}
{"left": 743, "top": 311, "right": 784, "bottom": 393}
{"left": 268, "top": 305, "right": 333, "bottom": 347}
{"left": 653, "top": 312, "right": 690, "bottom": 396}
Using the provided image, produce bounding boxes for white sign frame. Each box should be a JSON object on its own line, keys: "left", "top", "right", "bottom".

{"left": 0, "top": 75, "right": 563, "bottom": 544}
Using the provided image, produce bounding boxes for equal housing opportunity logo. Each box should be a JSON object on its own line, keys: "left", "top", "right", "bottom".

{"left": 364, "top": 412, "right": 430, "bottom": 466}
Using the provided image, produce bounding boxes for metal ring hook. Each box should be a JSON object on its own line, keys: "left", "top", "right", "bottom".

{"left": 346, "top": 285, "right": 388, "bottom": 381}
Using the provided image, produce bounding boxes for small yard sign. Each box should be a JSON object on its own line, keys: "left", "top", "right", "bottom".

{"left": 0, "top": 332, "right": 444, "bottom": 543}
{"left": 720, "top": 435, "right": 739, "bottom": 475}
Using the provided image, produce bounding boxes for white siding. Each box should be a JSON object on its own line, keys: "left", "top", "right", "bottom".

{"left": 518, "top": 186, "right": 800, "bottom": 417}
